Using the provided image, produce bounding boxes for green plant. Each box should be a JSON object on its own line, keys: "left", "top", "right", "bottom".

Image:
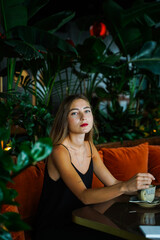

{"left": 0, "top": 0, "right": 77, "bottom": 107}
{"left": 1, "top": 91, "right": 53, "bottom": 143}
{"left": 0, "top": 1, "right": 78, "bottom": 237}
{"left": 0, "top": 100, "right": 53, "bottom": 239}
{"left": 72, "top": 0, "right": 160, "bottom": 143}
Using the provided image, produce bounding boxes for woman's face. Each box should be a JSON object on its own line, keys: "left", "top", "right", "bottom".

{"left": 67, "top": 99, "right": 93, "bottom": 135}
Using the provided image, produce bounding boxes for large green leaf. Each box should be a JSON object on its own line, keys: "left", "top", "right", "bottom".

{"left": 121, "top": 1, "right": 160, "bottom": 27}
{"left": 0, "top": 0, "right": 28, "bottom": 33}
{"left": 1, "top": 212, "right": 30, "bottom": 231}
{"left": 34, "top": 11, "right": 75, "bottom": 33}
{"left": 12, "top": 138, "right": 52, "bottom": 175}
{"left": 0, "top": 182, "right": 17, "bottom": 204}
{"left": 103, "top": 0, "right": 123, "bottom": 27}
{"left": 31, "top": 138, "right": 52, "bottom": 162}
{"left": 6, "top": 39, "right": 44, "bottom": 60}
{"left": 14, "top": 151, "right": 30, "bottom": 172}
{"left": 131, "top": 41, "right": 160, "bottom": 75}
{"left": 103, "top": 0, "right": 160, "bottom": 28}
{"left": 9, "top": 26, "right": 78, "bottom": 58}
{"left": 26, "top": 0, "right": 49, "bottom": 20}
{"left": 77, "top": 37, "right": 106, "bottom": 72}
{"left": 95, "top": 87, "right": 108, "bottom": 98}
{"left": 0, "top": 39, "right": 19, "bottom": 60}
{"left": 102, "top": 0, "right": 160, "bottom": 55}
{"left": 0, "top": 152, "right": 14, "bottom": 172}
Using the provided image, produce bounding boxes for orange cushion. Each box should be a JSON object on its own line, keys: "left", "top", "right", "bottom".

{"left": 1, "top": 205, "right": 25, "bottom": 240}
{"left": 148, "top": 145, "right": 160, "bottom": 185}
{"left": 8, "top": 161, "right": 45, "bottom": 220}
{"left": 92, "top": 150, "right": 104, "bottom": 188}
{"left": 101, "top": 142, "right": 149, "bottom": 181}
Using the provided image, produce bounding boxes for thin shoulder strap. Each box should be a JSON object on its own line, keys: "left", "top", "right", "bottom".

{"left": 88, "top": 141, "right": 92, "bottom": 158}
{"left": 57, "top": 142, "right": 92, "bottom": 160}
{"left": 57, "top": 143, "right": 72, "bottom": 161}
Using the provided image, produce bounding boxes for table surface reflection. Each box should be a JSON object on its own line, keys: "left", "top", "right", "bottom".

{"left": 72, "top": 195, "right": 160, "bottom": 240}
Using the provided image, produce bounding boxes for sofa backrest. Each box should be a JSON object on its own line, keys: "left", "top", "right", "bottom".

{"left": 8, "top": 161, "right": 45, "bottom": 222}
{"left": 9, "top": 136, "right": 160, "bottom": 221}
{"left": 6, "top": 136, "right": 160, "bottom": 239}
{"left": 96, "top": 136, "right": 160, "bottom": 150}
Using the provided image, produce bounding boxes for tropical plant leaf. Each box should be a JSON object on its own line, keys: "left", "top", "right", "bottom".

{"left": 5, "top": 39, "right": 44, "bottom": 60}
{"left": 21, "top": 76, "right": 47, "bottom": 101}
{"left": 1, "top": 212, "right": 30, "bottom": 231}
{"left": 10, "top": 26, "right": 78, "bottom": 57}
{"left": 0, "top": 39, "right": 19, "bottom": 60}
{"left": 0, "top": 182, "right": 17, "bottom": 204}
{"left": 14, "top": 151, "right": 30, "bottom": 172}
{"left": 0, "top": 152, "right": 14, "bottom": 172}
{"left": 26, "top": 0, "right": 49, "bottom": 19}
{"left": 121, "top": 1, "right": 160, "bottom": 27}
{"left": 95, "top": 87, "right": 108, "bottom": 98}
{"left": 131, "top": 41, "right": 160, "bottom": 75}
{"left": 77, "top": 37, "right": 107, "bottom": 72}
{"left": 102, "top": 0, "right": 160, "bottom": 55}
{"left": 30, "top": 137, "right": 52, "bottom": 162}
{"left": 103, "top": 0, "right": 123, "bottom": 27}
{"left": 34, "top": 11, "right": 75, "bottom": 33}
{"left": 0, "top": 0, "right": 28, "bottom": 33}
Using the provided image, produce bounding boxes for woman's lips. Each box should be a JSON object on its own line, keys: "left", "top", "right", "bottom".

{"left": 80, "top": 123, "right": 88, "bottom": 127}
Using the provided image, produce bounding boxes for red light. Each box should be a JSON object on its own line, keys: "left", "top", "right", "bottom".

{"left": 89, "top": 22, "right": 109, "bottom": 39}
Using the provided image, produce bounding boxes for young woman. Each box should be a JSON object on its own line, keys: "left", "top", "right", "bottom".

{"left": 34, "top": 94, "right": 155, "bottom": 239}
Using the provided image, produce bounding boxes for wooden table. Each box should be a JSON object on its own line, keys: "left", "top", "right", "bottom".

{"left": 72, "top": 195, "right": 160, "bottom": 240}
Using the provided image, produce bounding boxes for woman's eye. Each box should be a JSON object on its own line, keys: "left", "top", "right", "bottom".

{"left": 85, "top": 110, "right": 91, "bottom": 113}
{"left": 71, "top": 112, "right": 78, "bottom": 116}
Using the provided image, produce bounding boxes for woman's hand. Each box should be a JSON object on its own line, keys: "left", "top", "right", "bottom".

{"left": 122, "top": 173, "right": 155, "bottom": 193}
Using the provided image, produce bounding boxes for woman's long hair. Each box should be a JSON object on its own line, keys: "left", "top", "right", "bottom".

{"left": 50, "top": 94, "right": 97, "bottom": 146}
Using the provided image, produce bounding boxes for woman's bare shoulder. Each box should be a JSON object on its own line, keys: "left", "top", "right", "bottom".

{"left": 52, "top": 144, "right": 70, "bottom": 160}
{"left": 89, "top": 142, "right": 99, "bottom": 158}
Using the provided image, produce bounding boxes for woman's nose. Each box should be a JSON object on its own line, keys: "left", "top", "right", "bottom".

{"left": 80, "top": 112, "right": 86, "bottom": 120}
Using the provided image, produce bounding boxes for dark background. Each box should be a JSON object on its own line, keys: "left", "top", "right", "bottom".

{"left": 32, "top": 0, "right": 155, "bottom": 23}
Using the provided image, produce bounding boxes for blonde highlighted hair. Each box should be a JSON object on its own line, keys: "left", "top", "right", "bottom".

{"left": 50, "top": 94, "right": 97, "bottom": 145}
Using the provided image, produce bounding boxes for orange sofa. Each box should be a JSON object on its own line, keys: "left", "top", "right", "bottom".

{"left": 2, "top": 136, "right": 160, "bottom": 240}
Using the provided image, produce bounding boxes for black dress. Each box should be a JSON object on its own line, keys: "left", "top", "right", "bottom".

{"left": 33, "top": 143, "right": 93, "bottom": 239}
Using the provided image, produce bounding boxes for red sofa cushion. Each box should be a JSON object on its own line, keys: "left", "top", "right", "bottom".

{"left": 101, "top": 142, "right": 149, "bottom": 181}
{"left": 8, "top": 161, "right": 45, "bottom": 220}
{"left": 148, "top": 145, "right": 160, "bottom": 185}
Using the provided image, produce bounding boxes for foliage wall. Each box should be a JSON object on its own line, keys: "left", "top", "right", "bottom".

{"left": 0, "top": 1, "right": 160, "bottom": 236}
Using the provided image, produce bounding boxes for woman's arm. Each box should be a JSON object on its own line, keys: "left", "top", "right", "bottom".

{"left": 91, "top": 143, "right": 155, "bottom": 195}
{"left": 51, "top": 145, "right": 155, "bottom": 205}
{"left": 91, "top": 143, "right": 119, "bottom": 186}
